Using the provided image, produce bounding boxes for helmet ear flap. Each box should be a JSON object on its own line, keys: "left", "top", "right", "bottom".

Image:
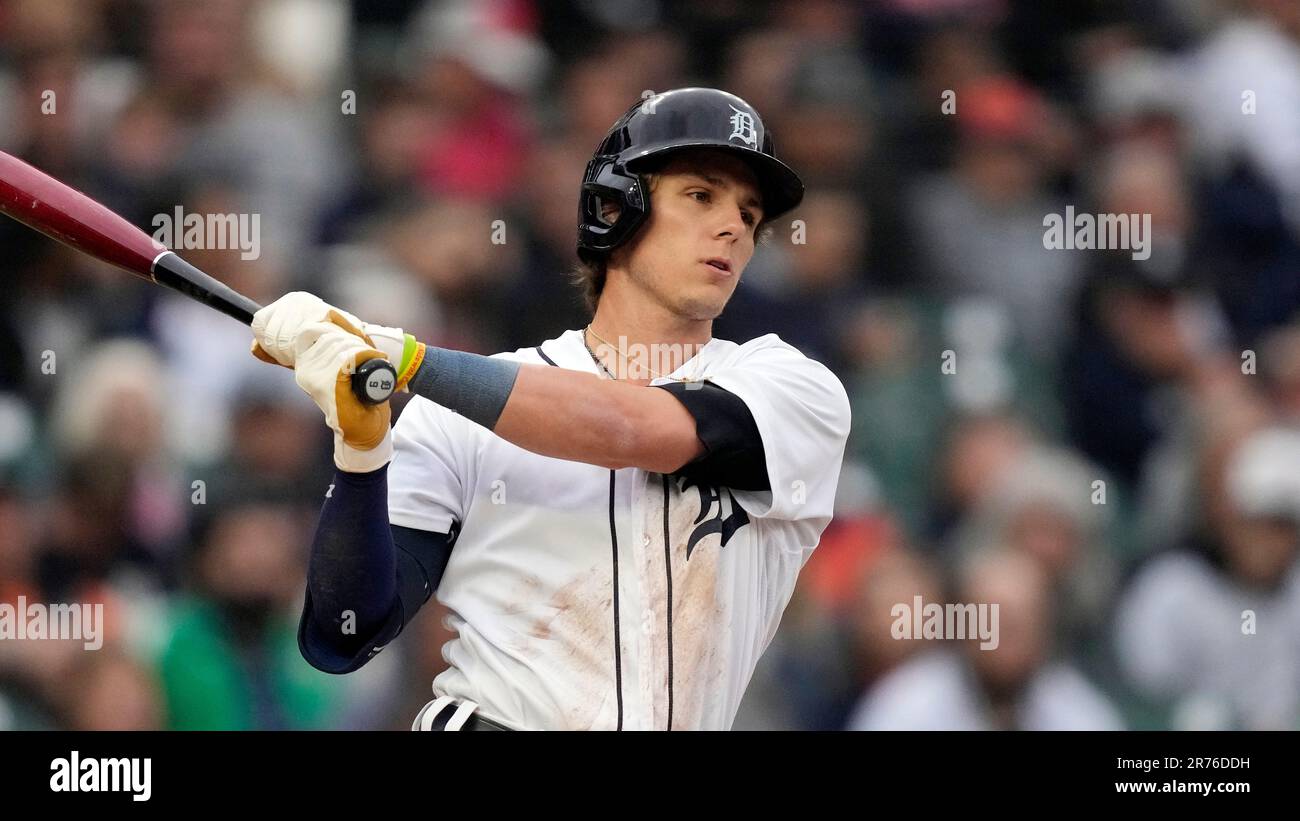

{"left": 580, "top": 177, "right": 631, "bottom": 230}
{"left": 577, "top": 158, "right": 650, "bottom": 259}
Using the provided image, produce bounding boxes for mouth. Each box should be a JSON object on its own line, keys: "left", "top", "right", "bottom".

{"left": 703, "top": 257, "right": 732, "bottom": 274}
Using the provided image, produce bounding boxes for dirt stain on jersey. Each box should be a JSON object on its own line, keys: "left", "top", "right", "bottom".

{"left": 652, "top": 474, "right": 734, "bottom": 728}
{"left": 516, "top": 569, "right": 617, "bottom": 730}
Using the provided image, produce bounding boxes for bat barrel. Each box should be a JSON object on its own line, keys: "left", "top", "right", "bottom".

{"left": 0, "top": 150, "right": 164, "bottom": 279}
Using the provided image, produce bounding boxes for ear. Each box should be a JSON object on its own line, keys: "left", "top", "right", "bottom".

{"left": 599, "top": 198, "right": 622, "bottom": 226}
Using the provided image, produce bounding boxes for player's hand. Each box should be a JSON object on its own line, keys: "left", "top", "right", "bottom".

{"left": 294, "top": 312, "right": 394, "bottom": 473}
{"left": 251, "top": 291, "right": 413, "bottom": 384}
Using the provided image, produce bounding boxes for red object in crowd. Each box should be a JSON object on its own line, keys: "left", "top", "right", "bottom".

{"left": 801, "top": 513, "right": 901, "bottom": 613}
{"left": 420, "top": 101, "right": 531, "bottom": 200}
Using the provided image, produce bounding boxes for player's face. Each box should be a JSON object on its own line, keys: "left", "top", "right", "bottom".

{"left": 618, "top": 151, "right": 764, "bottom": 321}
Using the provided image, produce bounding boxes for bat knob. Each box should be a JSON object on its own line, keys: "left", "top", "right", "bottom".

{"left": 352, "top": 357, "right": 397, "bottom": 405}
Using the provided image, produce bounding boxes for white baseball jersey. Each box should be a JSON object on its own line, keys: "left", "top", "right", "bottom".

{"left": 387, "top": 328, "right": 851, "bottom": 730}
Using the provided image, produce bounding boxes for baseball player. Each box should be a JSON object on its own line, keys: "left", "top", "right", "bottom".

{"left": 249, "top": 88, "right": 851, "bottom": 730}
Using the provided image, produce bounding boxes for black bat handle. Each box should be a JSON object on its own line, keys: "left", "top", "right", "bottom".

{"left": 152, "top": 251, "right": 397, "bottom": 405}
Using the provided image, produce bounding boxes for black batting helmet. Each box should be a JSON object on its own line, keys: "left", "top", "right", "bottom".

{"left": 576, "top": 87, "right": 804, "bottom": 263}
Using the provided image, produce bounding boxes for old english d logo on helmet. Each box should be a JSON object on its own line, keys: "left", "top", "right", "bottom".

{"left": 576, "top": 88, "right": 805, "bottom": 263}
{"left": 727, "top": 105, "right": 759, "bottom": 148}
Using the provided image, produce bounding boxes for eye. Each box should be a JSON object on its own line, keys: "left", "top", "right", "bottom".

{"left": 688, "top": 190, "right": 710, "bottom": 203}
{"left": 741, "top": 210, "right": 756, "bottom": 227}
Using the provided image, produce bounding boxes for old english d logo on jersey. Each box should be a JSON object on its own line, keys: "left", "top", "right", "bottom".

{"left": 679, "top": 475, "right": 750, "bottom": 558}
{"left": 727, "top": 105, "right": 759, "bottom": 147}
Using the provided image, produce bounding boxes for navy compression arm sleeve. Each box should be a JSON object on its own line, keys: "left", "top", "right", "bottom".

{"left": 298, "top": 464, "right": 455, "bottom": 674}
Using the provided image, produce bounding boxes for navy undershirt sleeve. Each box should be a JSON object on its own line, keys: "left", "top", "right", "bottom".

{"left": 298, "top": 464, "right": 455, "bottom": 674}
{"left": 653, "top": 381, "right": 771, "bottom": 491}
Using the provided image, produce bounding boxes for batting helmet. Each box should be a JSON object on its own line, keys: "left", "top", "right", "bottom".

{"left": 576, "top": 87, "right": 804, "bottom": 263}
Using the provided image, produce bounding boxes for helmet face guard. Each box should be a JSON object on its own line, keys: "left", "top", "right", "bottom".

{"left": 576, "top": 88, "right": 804, "bottom": 264}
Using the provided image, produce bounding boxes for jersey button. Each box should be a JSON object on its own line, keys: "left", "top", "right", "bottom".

{"left": 641, "top": 534, "right": 650, "bottom": 547}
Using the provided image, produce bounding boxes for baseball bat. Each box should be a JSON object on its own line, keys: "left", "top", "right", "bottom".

{"left": 0, "top": 150, "right": 396, "bottom": 404}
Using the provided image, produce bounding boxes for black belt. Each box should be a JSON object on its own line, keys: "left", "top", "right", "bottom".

{"left": 415, "top": 698, "right": 514, "bottom": 731}
{"left": 427, "top": 710, "right": 512, "bottom": 731}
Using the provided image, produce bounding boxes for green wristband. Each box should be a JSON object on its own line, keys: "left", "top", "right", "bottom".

{"left": 399, "top": 333, "right": 418, "bottom": 376}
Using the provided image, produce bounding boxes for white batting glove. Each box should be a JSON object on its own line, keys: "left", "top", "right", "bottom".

{"left": 293, "top": 316, "right": 394, "bottom": 473}
{"left": 251, "top": 291, "right": 411, "bottom": 378}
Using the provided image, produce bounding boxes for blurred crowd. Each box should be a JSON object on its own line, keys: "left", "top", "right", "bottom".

{"left": 2, "top": 0, "right": 1300, "bottom": 731}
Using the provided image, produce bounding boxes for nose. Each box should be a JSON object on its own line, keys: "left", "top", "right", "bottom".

{"left": 712, "top": 204, "right": 745, "bottom": 243}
